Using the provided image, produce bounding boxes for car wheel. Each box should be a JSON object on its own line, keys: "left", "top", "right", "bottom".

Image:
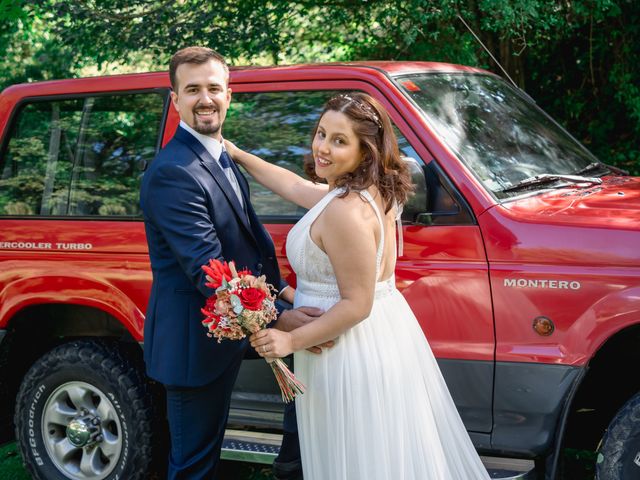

{"left": 596, "top": 390, "right": 640, "bottom": 479}
{"left": 14, "top": 339, "right": 154, "bottom": 480}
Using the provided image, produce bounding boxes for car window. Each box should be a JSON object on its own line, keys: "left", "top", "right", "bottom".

{"left": 224, "top": 90, "right": 334, "bottom": 221}
{"left": 397, "top": 73, "right": 599, "bottom": 198}
{"left": 226, "top": 89, "right": 467, "bottom": 225}
{"left": 0, "top": 91, "right": 168, "bottom": 217}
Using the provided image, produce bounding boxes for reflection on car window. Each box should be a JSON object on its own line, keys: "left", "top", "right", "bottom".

{"left": 0, "top": 92, "right": 167, "bottom": 217}
{"left": 226, "top": 90, "right": 467, "bottom": 225}
{"left": 397, "top": 73, "right": 599, "bottom": 198}
{"left": 225, "top": 91, "right": 339, "bottom": 220}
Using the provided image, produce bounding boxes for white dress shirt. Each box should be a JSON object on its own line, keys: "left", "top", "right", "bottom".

{"left": 180, "top": 120, "right": 244, "bottom": 208}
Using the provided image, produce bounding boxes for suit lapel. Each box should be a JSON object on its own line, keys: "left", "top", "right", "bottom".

{"left": 229, "top": 159, "right": 251, "bottom": 206}
{"left": 174, "top": 127, "right": 253, "bottom": 235}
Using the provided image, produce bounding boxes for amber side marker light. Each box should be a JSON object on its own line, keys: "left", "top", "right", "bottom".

{"left": 533, "top": 316, "right": 555, "bottom": 336}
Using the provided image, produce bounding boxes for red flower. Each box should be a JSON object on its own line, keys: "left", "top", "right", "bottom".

{"left": 202, "top": 259, "right": 233, "bottom": 289}
{"left": 201, "top": 311, "right": 220, "bottom": 328}
{"left": 237, "top": 267, "right": 252, "bottom": 277}
{"left": 201, "top": 297, "right": 220, "bottom": 329}
{"left": 239, "top": 287, "right": 267, "bottom": 311}
{"left": 203, "top": 296, "right": 217, "bottom": 312}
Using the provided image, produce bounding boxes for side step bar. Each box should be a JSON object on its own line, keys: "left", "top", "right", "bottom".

{"left": 222, "top": 429, "right": 282, "bottom": 465}
{"left": 221, "top": 429, "right": 536, "bottom": 479}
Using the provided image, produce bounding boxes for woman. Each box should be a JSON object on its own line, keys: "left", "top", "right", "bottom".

{"left": 227, "top": 92, "right": 490, "bottom": 479}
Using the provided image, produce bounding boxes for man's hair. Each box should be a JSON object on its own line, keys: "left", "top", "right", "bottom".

{"left": 169, "top": 46, "right": 229, "bottom": 90}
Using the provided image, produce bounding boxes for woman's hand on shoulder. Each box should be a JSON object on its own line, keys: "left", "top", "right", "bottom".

{"left": 224, "top": 139, "right": 244, "bottom": 165}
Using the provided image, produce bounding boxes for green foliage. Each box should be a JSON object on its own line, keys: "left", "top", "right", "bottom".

{"left": 0, "top": 92, "right": 165, "bottom": 216}
{"left": 559, "top": 448, "right": 597, "bottom": 479}
{"left": 0, "top": 0, "right": 638, "bottom": 175}
{"left": 524, "top": 0, "right": 640, "bottom": 175}
{"left": 0, "top": 442, "right": 29, "bottom": 480}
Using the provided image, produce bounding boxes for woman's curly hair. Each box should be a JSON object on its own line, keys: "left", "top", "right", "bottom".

{"left": 304, "top": 92, "right": 413, "bottom": 212}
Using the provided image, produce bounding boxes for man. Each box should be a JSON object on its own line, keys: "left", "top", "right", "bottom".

{"left": 140, "top": 46, "right": 315, "bottom": 479}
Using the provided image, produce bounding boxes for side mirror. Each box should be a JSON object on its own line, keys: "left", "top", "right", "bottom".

{"left": 401, "top": 156, "right": 430, "bottom": 225}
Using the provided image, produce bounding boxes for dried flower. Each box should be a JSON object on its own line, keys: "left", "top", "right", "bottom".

{"left": 201, "top": 258, "right": 305, "bottom": 402}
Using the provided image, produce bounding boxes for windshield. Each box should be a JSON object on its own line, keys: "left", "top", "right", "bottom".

{"left": 396, "top": 73, "right": 601, "bottom": 199}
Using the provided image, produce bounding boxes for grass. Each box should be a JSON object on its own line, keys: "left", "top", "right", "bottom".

{"left": 0, "top": 442, "right": 274, "bottom": 480}
{"left": 558, "top": 448, "right": 598, "bottom": 480}
{"left": 0, "top": 443, "right": 27, "bottom": 480}
{"left": 1, "top": 441, "right": 598, "bottom": 479}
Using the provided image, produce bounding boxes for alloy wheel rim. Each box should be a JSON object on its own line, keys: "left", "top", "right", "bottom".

{"left": 41, "top": 381, "right": 123, "bottom": 479}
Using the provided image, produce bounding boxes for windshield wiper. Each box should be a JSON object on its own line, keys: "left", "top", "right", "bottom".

{"left": 573, "top": 162, "right": 605, "bottom": 175}
{"left": 501, "top": 174, "right": 603, "bottom": 193}
{"left": 574, "top": 161, "right": 628, "bottom": 176}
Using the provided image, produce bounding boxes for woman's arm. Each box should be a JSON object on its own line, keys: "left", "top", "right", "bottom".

{"left": 250, "top": 194, "right": 380, "bottom": 356}
{"left": 225, "top": 140, "right": 328, "bottom": 210}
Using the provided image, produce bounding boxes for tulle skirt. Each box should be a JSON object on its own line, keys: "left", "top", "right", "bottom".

{"left": 293, "top": 278, "right": 490, "bottom": 480}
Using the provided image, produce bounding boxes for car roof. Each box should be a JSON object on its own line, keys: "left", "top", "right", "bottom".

{"left": 231, "top": 61, "right": 488, "bottom": 75}
{"left": 0, "top": 61, "right": 492, "bottom": 98}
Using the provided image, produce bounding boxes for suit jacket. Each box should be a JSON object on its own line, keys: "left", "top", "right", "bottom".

{"left": 140, "top": 126, "right": 285, "bottom": 387}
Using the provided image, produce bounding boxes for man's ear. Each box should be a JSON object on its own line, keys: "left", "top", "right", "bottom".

{"left": 227, "top": 87, "right": 232, "bottom": 102}
{"left": 170, "top": 91, "right": 179, "bottom": 111}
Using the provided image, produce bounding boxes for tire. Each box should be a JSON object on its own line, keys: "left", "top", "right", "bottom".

{"left": 14, "top": 339, "right": 154, "bottom": 480}
{"left": 596, "top": 390, "right": 640, "bottom": 480}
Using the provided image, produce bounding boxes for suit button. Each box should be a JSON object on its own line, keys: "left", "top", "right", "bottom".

{"left": 256, "top": 263, "right": 263, "bottom": 271}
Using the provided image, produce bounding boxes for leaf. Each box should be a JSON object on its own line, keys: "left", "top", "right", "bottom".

{"left": 230, "top": 294, "right": 244, "bottom": 315}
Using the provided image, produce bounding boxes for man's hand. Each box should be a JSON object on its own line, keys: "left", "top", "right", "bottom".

{"left": 276, "top": 306, "right": 322, "bottom": 332}
{"left": 305, "top": 340, "right": 336, "bottom": 354}
{"left": 276, "top": 307, "right": 335, "bottom": 354}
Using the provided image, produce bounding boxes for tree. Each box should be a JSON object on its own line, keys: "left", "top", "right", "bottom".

{"left": 1, "top": 0, "right": 638, "bottom": 174}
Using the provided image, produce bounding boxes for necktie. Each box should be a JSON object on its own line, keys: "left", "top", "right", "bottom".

{"left": 218, "top": 150, "right": 232, "bottom": 169}
{"left": 217, "top": 150, "right": 245, "bottom": 210}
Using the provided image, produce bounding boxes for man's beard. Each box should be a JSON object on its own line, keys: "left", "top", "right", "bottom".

{"left": 192, "top": 106, "right": 221, "bottom": 135}
{"left": 193, "top": 117, "right": 221, "bottom": 135}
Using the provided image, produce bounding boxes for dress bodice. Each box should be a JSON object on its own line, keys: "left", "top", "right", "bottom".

{"left": 286, "top": 188, "right": 394, "bottom": 300}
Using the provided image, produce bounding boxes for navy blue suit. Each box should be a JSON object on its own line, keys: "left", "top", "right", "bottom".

{"left": 140, "top": 126, "right": 286, "bottom": 478}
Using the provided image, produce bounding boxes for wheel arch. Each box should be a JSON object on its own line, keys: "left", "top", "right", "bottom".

{"left": 0, "top": 302, "right": 145, "bottom": 444}
{"left": 0, "top": 275, "right": 146, "bottom": 339}
{"left": 553, "top": 322, "right": 640, "bottom": 473}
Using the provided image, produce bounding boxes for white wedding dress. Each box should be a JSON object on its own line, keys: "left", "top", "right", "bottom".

{"left": 287, "top": 188, "right": 490, "bottom": 480}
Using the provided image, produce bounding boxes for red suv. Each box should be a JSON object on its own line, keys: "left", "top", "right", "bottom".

{"left": 0, "top": 62, "right": 638, "bottom": 480}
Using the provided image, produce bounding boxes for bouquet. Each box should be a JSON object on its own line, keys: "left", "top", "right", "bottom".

{"left": 200, "top": 258, "right": 305, "bottom": 402}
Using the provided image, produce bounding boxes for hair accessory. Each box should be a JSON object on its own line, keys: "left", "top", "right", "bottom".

{"left": 338, "top": 94, "right": 383, "bottom": 129}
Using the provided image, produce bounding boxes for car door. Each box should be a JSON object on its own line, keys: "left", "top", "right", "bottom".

{"left": 223, "top": 80, "right": 494, "bottom": 439}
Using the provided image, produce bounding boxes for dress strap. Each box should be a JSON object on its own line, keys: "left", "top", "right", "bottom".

{"left": 305, "top": 187, "right": 344, "bottom": 225}
{"left": 395, "top": 201, "right": 404, "bottom": 257}
{"left": 358, "top": 190, "right": 385, "bottom": 273}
